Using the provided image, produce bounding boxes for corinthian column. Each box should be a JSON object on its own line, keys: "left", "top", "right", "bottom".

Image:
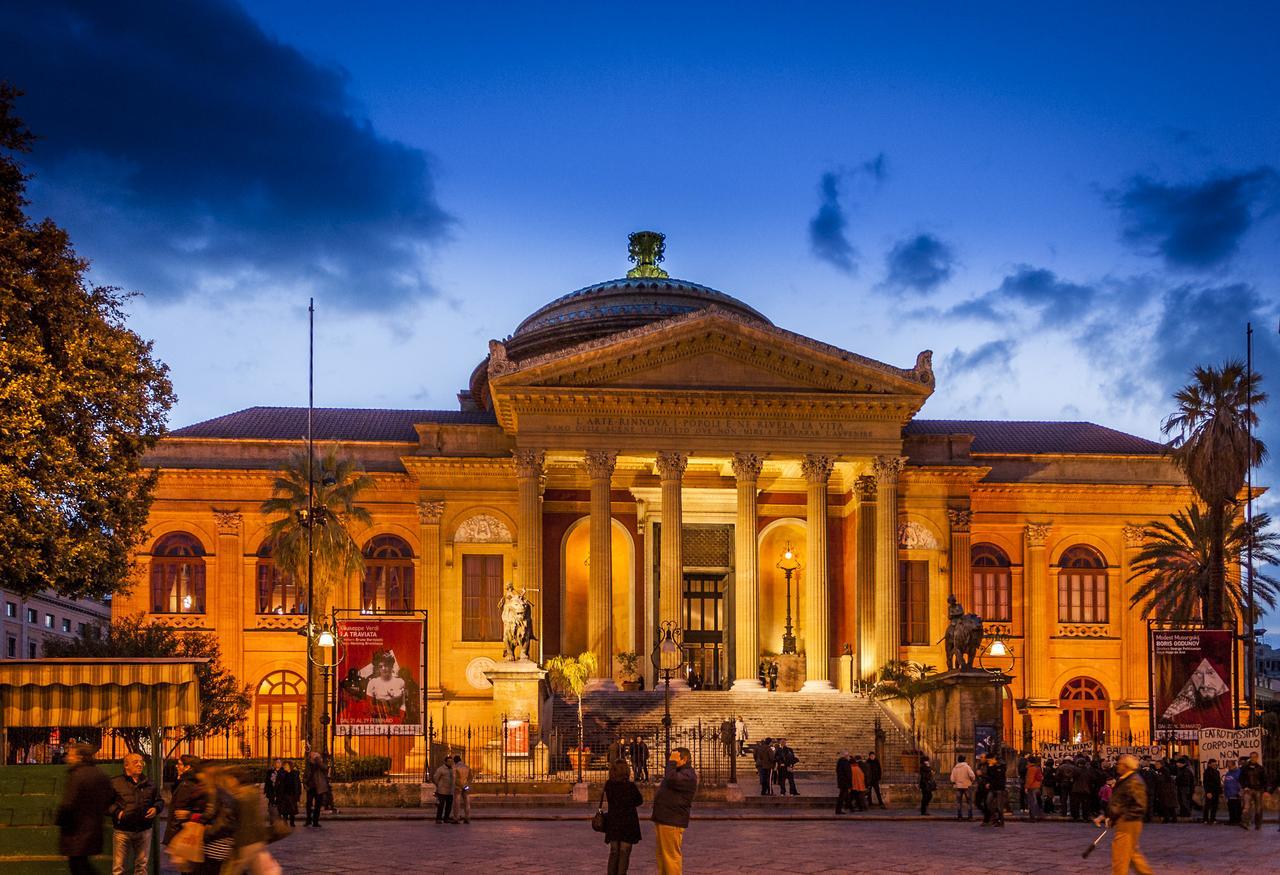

{"left": 731, "top": 452, "right": 765, "bottom": 691}
{"left": 1121, "top": 525, "right": 1146, "bottom": 710}
{"left": 584, "top": 450, "right": 617, "bottom": 689}
{"left": 1024, "top": 523, "right": 1052, "bottom": 706}
{"left": 801, "top": 454, "right": 837, "bottom": 692}
{"left": 514, "top": 449, "right": 545, "bottom": 662}
{"left": 656, "top": 450, "right": 687, "bottom": 686}
{"left": 417, "top": 499, "right": 445, "bottom": 694}
{"left": 855, "top": 475, "right": 877, "bottom": 681}
{"left": 873, "top": 456, "right": 906, "bottom": 672}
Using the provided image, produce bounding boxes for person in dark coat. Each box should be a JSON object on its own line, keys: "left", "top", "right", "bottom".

{"left": 264, "top": 758, "right": 284, "bottom": 812}
{"left": 864, "top": 752, "right": 885, "bottom": 808}
{"left": 651, "top": 747, "right": 697, "bottom": 875}
{"left": 774, "top": 739, "right": 799, "bottom": 796}
{"left": 275, "top": 760, "right": 302, "bottom": 827}
{"left": 753, "top": 738, "right": 774, "bottom": 796}
{"left": 303, "top": 750, "right": 330, "bottom": 827}
{"left": 631, "top": 736, "right": 650, "bottom": 783}
{"left": 603, "top": 759, "right": 643, "bottom": 875}
{"left": 983, "top": 754, "right": 1008, "bottom": 827}
{"left": 835, "top": 752, "right": 854, "bottom": 814}
{"left": 1041, "top": 758, "right": 1057, "bottom": 815}
{"left": 1174, "top": 757, "right": 1196, "bottom": 818}
{"left": 1201, "top": 758, "right": 1222, "bottom": 824}
{"left": 1154, "top": 760, "right": 1179, "bottom": 823}
{"left": 1069, "top": 757, "right": 1093, "bottom": 822}
{"left": 109, "top": 752, "right": 164, "bottom": 875}
{"left": 918, "top": 757, "right": 936, "bottom": 815}
{"left": 164, "top": 755, "right": 205, "bottom": 844}
{"left": 56, "top": 743, "right": 114, "bottom": 875}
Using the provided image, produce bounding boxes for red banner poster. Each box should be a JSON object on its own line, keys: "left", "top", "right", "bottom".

{"left": 1151, "top": 629, "right": 1234, "bottom": 735}
{"left": 334, "top": 617, "right": 424, "bottom": 736}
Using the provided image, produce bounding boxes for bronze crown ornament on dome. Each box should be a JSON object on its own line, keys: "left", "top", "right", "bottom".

{"left": 626, "top": 230, "right": 670, "bottom": 279}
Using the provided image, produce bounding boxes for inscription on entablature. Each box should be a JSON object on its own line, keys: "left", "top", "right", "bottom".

{"left": 543, "top": 415, "right": 873, "bottom": 440}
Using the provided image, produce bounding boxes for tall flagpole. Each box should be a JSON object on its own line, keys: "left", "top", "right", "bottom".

{"left": 1245, "top": 322, "right": 1255, "bottom": 724}
{"left": 306, "top": 297, "right": 316, "bottom": 748}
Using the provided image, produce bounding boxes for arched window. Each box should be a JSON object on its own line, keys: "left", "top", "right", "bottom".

{"left": 150, "top": 533, "right": 206, "bottom": 614}
{"left": 1057, "top": 545, "right": 1108, "bottom": 624}
{"left": 256, "top": 542, "right": 303, "bottom": 615}
{"left": 1058, "top": 676, "right": 1108, "bottom": 741}
{"left": 255, "top": 670, "right": 306, "bottom": 758}
{"left": 971, "top": 544, "right": 1012, "bottom": 622}
{"left": 362, "top": 535, "right": 414, "bottom": 613}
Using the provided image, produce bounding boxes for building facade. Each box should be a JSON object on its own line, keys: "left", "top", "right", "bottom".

{"left": 2, "top": 589, "right": 110, "bottom": 660}
{"left": 114, "top": 236, "right": 1200, "bottom": 747}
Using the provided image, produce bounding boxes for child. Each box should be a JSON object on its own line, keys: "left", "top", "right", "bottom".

{"left": 1099, "top": 777, "right": 1115, "bottom": 808}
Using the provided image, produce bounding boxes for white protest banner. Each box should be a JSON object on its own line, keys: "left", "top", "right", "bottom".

{"left": 1197, "top": 727, "right": 1263, "bottom": 763}
{"left": 1102, "top": 744, "right": 1164, "bottom": 761}
{"left": 1040, "top": 742, "right": 1092, "bottom": 761}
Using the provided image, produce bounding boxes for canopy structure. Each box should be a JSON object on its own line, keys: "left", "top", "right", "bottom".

{"left": 0, "top": 658, "right": 204, "bottom": 730}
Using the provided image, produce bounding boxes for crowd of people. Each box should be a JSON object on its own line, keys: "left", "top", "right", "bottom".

{"left": 751, "top": 737, "right": 808, "bottom": 796}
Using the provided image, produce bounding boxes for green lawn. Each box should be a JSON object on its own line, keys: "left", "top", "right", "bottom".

{"left": 0, "top": 764, "right": 120, "bottom": 868}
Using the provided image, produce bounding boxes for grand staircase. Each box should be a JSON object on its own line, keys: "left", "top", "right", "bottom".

{"left": 551, "top": 690, "right": 916, "bottom": 782}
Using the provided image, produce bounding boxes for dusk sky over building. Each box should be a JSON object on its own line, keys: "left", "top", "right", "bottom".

{"left": 5, "top": 1, "right": 1280, "bottom": 635}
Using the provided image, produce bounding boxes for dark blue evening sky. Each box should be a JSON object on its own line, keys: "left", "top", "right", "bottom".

{"left": 4, "top": 0, "right": 1279, "bottom": 633}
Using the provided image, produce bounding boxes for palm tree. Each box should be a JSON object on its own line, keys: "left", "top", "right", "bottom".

{"left": 260, "top": 444, "right": 375, "bottom": 619}
{"left": 872, "top": 659, "right": 937, "bottom": 751}
{"left": 1129, "top": 507, "right": 1280, "bottom": 625}
{"left": 545, "top": 651, "right": 598, "bottom": 781}
{"left": 1162, "top": 361, "right": 1266, "bottom": 628}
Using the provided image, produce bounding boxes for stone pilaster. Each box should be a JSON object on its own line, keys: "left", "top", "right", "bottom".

{"left": 417, "top": 499, "right": 445, "bottom": 694}
{"left": 211, "top": 509, "right": 244, "bottom": 682}
{"left": 583, "top": 450, "right": 617, "bottom": 687}
{"left": 873, "top": 456, "right": 906, "bottom": 672}
{"left": 1121, "top": 524, "right": 1147, "bottom": 708}
{"left": 655, "top": 451, "right": 688, "bottom": 683}
{"left": 801, "top": 454, "right": 836, "bottom": 691}
{"left": 1024, "top": 523, "right": 1052, "bottom": 706}
{"left": 855, "top": 475, "right": 878, "bottom": 681}
{"left": 947, "top": 509, "right": 973, "bottom": 605}
{"left": 731, "top": 452, "right": 765, "bottom": 691}
{"left": 514, "top": 449, "right": 546, "bottom": 663}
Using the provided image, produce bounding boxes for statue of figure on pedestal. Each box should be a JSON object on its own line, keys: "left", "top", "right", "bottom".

{"left": 942, "top": 594, "right": 984, "bottom": 672}
{"left": 500, "top": 582, "right": 536, "bottom": 662}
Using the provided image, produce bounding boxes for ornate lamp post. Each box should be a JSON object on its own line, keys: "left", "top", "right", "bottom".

{"left": 306, "top": 620, "right": 343, "bottom": 759}
{"left": 650, "top": 620, "right": 683, "bottom": 760}
{"left": 978, "top": 633, "right": 1016, "bottom": 756}
{"left": 777, "top": 544, "right": 799, "bottom": 655}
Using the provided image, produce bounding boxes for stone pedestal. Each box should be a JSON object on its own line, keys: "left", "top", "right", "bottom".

{"left": 774, "top": 654, "right": 805, "bottom": 692}
{"left": 483, "top": 659, "right": 548, "bottom": 730}
{"left": 910, "top": 670, "right": 1006, "bottom": 761}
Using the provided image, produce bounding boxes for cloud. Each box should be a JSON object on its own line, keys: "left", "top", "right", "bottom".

{"left": 882, "top": 233, "right": 956, "bottom": 293}
{"left": 808, "top": 171, "right": 857, "bottom": 273}
{"left": 1110, "top": 168, "right": 1277, "bottom": 270}
{"left": 2, "top": 0, "right": 451, "bottom": 312}
{"left": 861, "top": 152, "right": 888, "bottom": 183}
{"left": 945, "top": 339, "right": 1017, "bottom": 376}
{"left": 943, "top": 264, "right": 1098, "bottom": 325}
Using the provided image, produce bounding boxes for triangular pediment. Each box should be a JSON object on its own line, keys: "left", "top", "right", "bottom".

{"left": 487, "top": 306, "right": 934, "bottom": 397}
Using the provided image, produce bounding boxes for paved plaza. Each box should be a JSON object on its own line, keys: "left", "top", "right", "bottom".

{"left": 264, "top": 814, "right": 1277, "bottom": 874}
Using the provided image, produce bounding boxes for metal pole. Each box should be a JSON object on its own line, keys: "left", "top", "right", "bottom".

{"left": 305, "top": 297, "right": 316, "bottom": 750}
{"left": 1246, "top": 321, "right": 1256, "bottom": 725}
{"left": 663, "top": 671, "right": 672, "bottom": 760}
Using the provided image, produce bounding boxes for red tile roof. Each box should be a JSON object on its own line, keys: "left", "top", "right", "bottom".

{"left": 903, "top": 419, "right": 1165, "bottom": 455}
{"left": 170, "top": 408, "right": 1166, "bottom": 456}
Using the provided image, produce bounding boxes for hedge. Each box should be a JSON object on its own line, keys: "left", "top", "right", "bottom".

{"left": 162, "top": 755, "right": 391, "bottom": 785}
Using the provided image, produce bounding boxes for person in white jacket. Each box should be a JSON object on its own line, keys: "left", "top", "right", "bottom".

{"left": 950, "top": 755, "right": 977, "bottom": 821}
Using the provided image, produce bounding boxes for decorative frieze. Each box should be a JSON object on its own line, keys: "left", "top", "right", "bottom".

{"left": 897, "top": 521, "right": 939, "bottom": 550}
{"left": 211, "top": 509, "right": 242, "bottom": 536}
{"left": 487, "top": 339, "right": 519, "bottom": 376}
{"left": 417, "top": 499, "right": 445, "bottom": 526}
{"left": 253, "top": 614, "right": 308, "bottom": 631}
{"left": 454, "top": 514, "right": 513, "bottom": 543}
{"left": 1122, "top": 525, "right": 1146, "bottom": 547}
{"left": 1056, "top": 624, "right": 1111, "bottom": 639}
{"left": 946, "top": 508, "right": 973, "bottom": 532}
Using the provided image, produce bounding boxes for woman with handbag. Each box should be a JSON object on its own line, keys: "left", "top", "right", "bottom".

{"left": 601, "top": 759, "right": 643, "bottom": 875}
{"left": 275, "top": 761, "right": 302, "bottom": 827}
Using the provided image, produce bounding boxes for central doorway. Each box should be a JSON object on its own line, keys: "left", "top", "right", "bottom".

{"left": 682, "top": 573, "right": 726, "bottom": 689}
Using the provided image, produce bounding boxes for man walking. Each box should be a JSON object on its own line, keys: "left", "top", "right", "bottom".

{"left": 1099, "top": 754, "right": 1153, "bottom": 875}
{"left": 835, "top": 752, "right": 853, "bottom": 815}
{"left": 719, "top": 718, "right": 736, "bottom": 761}
{"left": 109, "top": 752, "right": 163, "bottom": 875}
{"left": 735, "top": 716, "right": 748, "bottom": 756}
{"left": 652, "top": 746, "right": 698, "bottom": 875}
{"left": 949, "top": 754, "right": 976, "bottom": 821}
{"left": 57, "top": 743, "right": 114, "bottom": 875}
{"left": 1240, "top": 752, "right": 1268, "bottom": 830}
{"left": 982, "top": 753, "right": 1007, "bottom": 827}
{"left": 865, "top": 751, "right": 885, "bottom": 808}
{"left": 633, "top": 735, "right": 651, "bottom": 782}
{"left": 303, "top": 750, "right": 330, "bottom": 828}
{"left": 754, "top": 738, "right": 774, "bottom": 795}
{"left": 432, "top": 756, "right": 455, "bottom": 824}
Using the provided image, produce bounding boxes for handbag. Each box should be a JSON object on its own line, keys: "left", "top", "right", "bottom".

{"left": 268, "top": 815, "right": 293, "bottom": 844}
{"left": 590, "top": 789, "right": 608, "bottom": 833}
{"left": 166, "top": 821, "right": 205, "bottom": 865}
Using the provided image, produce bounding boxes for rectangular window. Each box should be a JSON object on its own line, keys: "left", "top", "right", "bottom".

{"left": 1058, "top": 571, "right": 1108, "bottom": 624}
{"left": 61, "top": 618, "right": 71, "bottom": 633}
{"left": 461, "top": 554, "right": 504, "bottom": 641}
{"left": 257, "top": 563, "right": 303, "bottom": 614}
{"left": 77, "top": 623, "right": 86, "bottom": 637}
{"left": 972, "top": 569, "right": 1011, "bottom": 622}
{"left": 28, "top": 641, "right": 37, "bottom": 659}
{"left": 899, "top": 560, "right": 930, "bottom": 646}
{"left": 6, "top": 637, "right": 14, "bottom": 658}
{"left": 44, "top": 614, "right": 54, "bottom": 629}
{"left": 5, "top": 602, "right": 14, "bottom": 618}
{"left": 25, "top": 607, "right": 36, "bottom": 624}
{"left": 150, "top": 560, "right": 206, "bottom": 614}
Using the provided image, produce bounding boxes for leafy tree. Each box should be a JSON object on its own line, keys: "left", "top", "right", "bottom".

{"left": 1162, "top": 362, "right": 1267, "bottom": 628}
{"left": 43, "top": 613, "right": 251, "bottom": 757}
{"left": 873, "top": 659, "right": 937, "bottom": 751}
{"left": 259, "top": 444, "right": 374, "bottom": 618}
{"left": 545, "top": 650, "right": 598, "bottom": 775}
{"left": 1129, "top": 506, "right": 1280, "bottom": 625}
{"left": 0, "top": 85, "right": 174, "bottom": 600}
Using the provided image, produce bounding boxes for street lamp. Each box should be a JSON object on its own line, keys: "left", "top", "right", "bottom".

{"left": 650, "top": 621, "right": 683, "bottom": 760}
{"left": 306, "top": 620, "right": 343, "bottom": 759}
{"left": 978, "top": 633, "right": 1016, "bottom": 756}
{"left": 777, "top": 544, "right": 800, "bottom": 655}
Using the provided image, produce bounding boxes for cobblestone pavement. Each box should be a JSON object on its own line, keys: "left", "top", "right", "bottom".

{"left": 266, "top": 817, "right": 1277, "bottom": 874}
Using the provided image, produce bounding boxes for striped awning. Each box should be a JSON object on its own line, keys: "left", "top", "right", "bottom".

{"left": 0, "top": 659, "right": 205, "bottom": 728}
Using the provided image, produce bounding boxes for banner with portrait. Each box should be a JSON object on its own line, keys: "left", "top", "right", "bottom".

{"left": 1150, "top": 629, "right": 1234, "bottom": 735}
{"left": 334, "top": 617, "right": 425, "bottom": 736}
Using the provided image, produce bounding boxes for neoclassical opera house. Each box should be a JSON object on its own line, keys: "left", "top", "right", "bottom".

{"left": 119, "top": 234, "right": 1191, "bottom": 747}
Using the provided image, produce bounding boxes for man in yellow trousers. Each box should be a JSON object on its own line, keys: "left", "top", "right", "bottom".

{"left": 651, "top": 746, "right": 698, "bottom": 875}
{"left": 1097, "top": 754, "right": 1154, "bottom": 875}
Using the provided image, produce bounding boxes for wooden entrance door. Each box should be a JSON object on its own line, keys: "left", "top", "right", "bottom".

{"left": 682, "top": 573, "right": 726, "bottom": 689}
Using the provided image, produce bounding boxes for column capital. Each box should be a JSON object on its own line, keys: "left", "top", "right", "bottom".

{"left": 801, "top": 454, "right": 835, "bottom": 484}
{"left": 655, "top": 450, "right": 688, "bottom": 481}
{"left": 417, "top": 499, "right": 445, "bottom": 525}
{"left": 730, "top": 452, "right": 764, "bottom": 482}
{"left": 873, "top": 455, "right": 907, "bottom": 481}
{"left": 512, "top": 448, "right": 545, "bottom": 477}
{"left": 1122, "top": 524, "right": 1146, "bottom": 548}
{"left": 855, "top": 474, "right": 877, "bottom": 502}
{"left": 583, "top": 450, "right": 617, "bottom": 480}
{"left": 946, "top": 508, "right": 973, "bottom": 533}
{"left": 1025, "top": 522, "right": 1052, "bottom": 547}
{"left": 211, "top": 508, "right": 242, "bottom": 536}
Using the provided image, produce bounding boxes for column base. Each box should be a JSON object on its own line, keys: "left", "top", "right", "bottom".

{"left": 800, "top": 679, "right": 838, "bottom": 693}
{"left": 585, "top": 678, "right": 618, "bottom": 693}
{"left": 730, "top": 679, "right": 769, "bottom": 692}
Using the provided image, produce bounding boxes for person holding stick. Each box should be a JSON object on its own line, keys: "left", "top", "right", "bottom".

{"left": 1095, "top": 754, "right": 1153, "bottom": 875}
